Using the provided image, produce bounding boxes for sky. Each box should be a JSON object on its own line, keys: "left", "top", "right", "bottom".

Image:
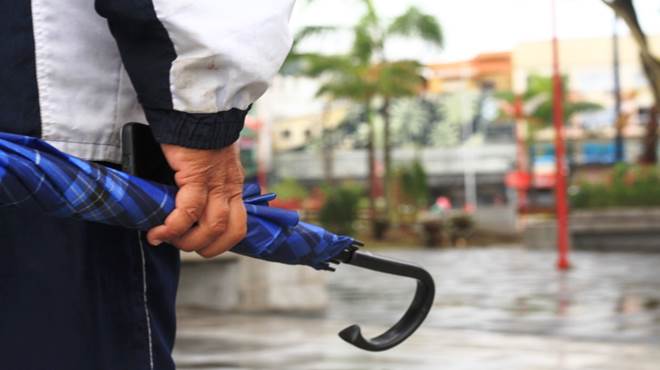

{"left": 291, "top": 0, "right": 660, "bottom": 63}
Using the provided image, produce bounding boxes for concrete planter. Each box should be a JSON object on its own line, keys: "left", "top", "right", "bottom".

{"left": 571, "top": 208, "right": 660, "bottom": 252}
{"left": 177, "top": 253, "right": 241, "bottom": 311}
{"left": 177, "top": 253, "right": 328, "bottom": 312}
{"left": 524, "top": 208, "right": 660, "bottom": 252}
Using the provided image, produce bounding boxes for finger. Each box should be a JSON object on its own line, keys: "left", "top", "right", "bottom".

{"left": 147, "top": 225, "right": 169, "bottom": 246}
{"left": 169, "top": 192, "right": 230, "bottom": 252}
{"left": 197, "top": 197, "right": 247, "bottom": 258}
{"left": 149, "top": 183, "right": 207, "bottom": 243}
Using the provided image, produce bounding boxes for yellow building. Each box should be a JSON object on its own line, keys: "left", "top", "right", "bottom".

{"left": 271, "top": 107, "right": 349, "bottom": 152}
{"left": 513, "top": 34, "right": 660, "bottom": 140}
{"left": 513, "top": 34, "right": 660, "bottom": 107}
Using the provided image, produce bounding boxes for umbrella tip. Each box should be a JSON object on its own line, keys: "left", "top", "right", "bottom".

{"left": 338, "top": 324, "right": 361, "bottom": 343}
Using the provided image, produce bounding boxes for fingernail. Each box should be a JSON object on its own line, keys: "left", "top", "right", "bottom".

{"left": 152, "top": 240, "right": 163, "bottom": 246}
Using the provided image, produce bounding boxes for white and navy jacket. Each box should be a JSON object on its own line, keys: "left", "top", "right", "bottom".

{"left": 1, "top": 0, "right": 294, "bottom": 162}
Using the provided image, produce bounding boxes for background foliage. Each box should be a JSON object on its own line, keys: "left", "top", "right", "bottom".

{"left": 571, "top": 164, "right": 660, "bottom": 208}
{"left": 319, "top": 184, "right": 363, "bottom": 235}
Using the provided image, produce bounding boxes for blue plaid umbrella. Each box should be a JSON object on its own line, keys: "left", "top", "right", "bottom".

{"left": 0, "top": 132, "right": 352, "bottom": 270}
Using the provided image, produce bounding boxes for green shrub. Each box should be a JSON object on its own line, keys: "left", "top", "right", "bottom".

{"left": 319, "top": 184, "right": 362, "bottom": 235}
{"left": 270, "top": 178, "right": 309, "bottom": 201}
{"left": 571, "top": 164, "right": 660, "bottom": 209}
{"left": 398, "top": 160, "right": 429, "bottom": 209}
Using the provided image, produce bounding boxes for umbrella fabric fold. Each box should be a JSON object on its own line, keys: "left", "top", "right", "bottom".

{"left": 0, "top": 132, "right": 353, "bottom": 270}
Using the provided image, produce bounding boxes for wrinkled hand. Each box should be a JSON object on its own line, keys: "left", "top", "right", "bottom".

{"left": 147, "top": 143, "right": 247, "bottom": 258}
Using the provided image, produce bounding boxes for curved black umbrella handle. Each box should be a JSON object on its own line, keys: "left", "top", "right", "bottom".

{"left": 338, "top": 249, "right": 435, "bottom": 351}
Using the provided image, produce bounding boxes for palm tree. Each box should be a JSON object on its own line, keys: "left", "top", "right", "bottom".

{"left": 311, "top": 60, "right": 426, "bottom": 224}
{"left": 294, "top": 52, "right": 380, "bottom": 218}
{"left": 285, "top": 1, "right": 442, "bottom": 230}
{"left": 348, "top": 2, "right": 443, "bottom": 216}
{"left": 521, "top": 74, "right": 602, "bottom": 125}
{"left": 498, "top": 74, "right": 602, "bottom": 175}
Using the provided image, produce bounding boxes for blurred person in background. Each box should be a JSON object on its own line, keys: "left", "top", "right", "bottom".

{"left": 0, "top": 1, "right": 294, "bottom": 369}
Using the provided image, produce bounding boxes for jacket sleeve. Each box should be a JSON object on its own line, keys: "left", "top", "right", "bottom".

{"left": 95, "top": 0, "right": 295, "bottom": 149}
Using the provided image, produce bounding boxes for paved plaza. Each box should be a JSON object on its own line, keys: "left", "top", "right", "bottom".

{"left": 175, "top": 248, "right": 660, "bottom": 370}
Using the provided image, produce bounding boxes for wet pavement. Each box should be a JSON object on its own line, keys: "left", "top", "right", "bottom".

{"left": 174, "top": 247, "right": 660, "bottom": 370}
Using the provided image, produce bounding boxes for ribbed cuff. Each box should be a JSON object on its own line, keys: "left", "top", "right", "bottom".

{"left": 144, "top": 107, "right": 249, "bottom": 149}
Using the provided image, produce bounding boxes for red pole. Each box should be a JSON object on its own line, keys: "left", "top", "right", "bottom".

{"left": 551, "top": 0, "right": 571, "bottom": 270}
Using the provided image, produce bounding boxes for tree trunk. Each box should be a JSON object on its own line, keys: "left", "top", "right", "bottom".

{"left": 638, "top": 52, "right": 660, "bottom": 164}
{"left": 640, "top": 107, "right": 658, "bottom": 164}
{"left": 603, "top": 0, "right": 660, "bottom": 164}
{"left": 382, "top": 97, "right": 392, "bottom": 218}
{"left": 321, "top": 102, "right": 335, "bottom": 185}
{"left": 365, "top": 101, "right": 376, "bottom": 224}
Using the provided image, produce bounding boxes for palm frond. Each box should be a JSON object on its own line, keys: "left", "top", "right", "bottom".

{"left": 386, "top": 6, "right": 443, "bottom": 47}
{"left": 359, "top": 0, "right": 379, "bottom": 26}
{"left": 494, "top": 90, "right": 515, "bottom": 103}
{"left": 300, "top": 54, "right": 356, "bottom": 77}
{"left": 316, "top": 75, "right": 373, "bottom": 102}
{"left": 565, "top": 101, "right": 603, "bottom": 117}
{"left": 523, "top": 74, "right": 554, "bottom": 99}
{"left": 352, "top": 21, "right": 376, "bottom": 64}
{"left": 377, "top": 60, "right": 425, "bottom": 98}
{"left": 292, "top": 25, "right": 339, "bottom": 49}
{"left": 531, "top": 99, "right": 603, "bottom": 125}
{"left": 281, "top": 25, "right": 341, "bottom": 75}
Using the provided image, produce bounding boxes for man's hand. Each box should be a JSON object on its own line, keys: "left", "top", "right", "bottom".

{"left": 146, "top": 144, "right": 247, "bottom": 258}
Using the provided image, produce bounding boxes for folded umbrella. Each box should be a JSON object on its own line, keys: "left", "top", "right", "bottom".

{"left": 0, "top": 131, "right": 351, "bottom": 269}
{"left": 0, "top": 130, "right": 434, "bottom": 351}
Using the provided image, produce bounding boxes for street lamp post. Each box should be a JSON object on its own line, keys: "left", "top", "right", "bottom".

{"left": 551, "top": 0, "right": 571, "bottom": 270}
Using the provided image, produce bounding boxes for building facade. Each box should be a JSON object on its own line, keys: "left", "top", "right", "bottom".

{"left": 426, "top": 52, "right": 512, "bottom": 93}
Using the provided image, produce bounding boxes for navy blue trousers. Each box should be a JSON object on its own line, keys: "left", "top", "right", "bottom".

{"left": 0, "top": 202, "right": 180, "bottom": 370}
